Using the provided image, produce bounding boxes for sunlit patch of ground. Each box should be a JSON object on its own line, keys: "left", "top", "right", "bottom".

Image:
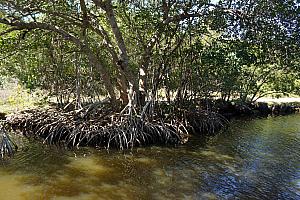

{"left": 0, "top": 84, "right": 47, "bottom": 114}
{"left": 257, "top": 97, "right": 300, "bottom": 104}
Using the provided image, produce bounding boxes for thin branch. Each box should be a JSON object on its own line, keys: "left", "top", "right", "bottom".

{"left": 0, "top": 18, "right": 82, "bottom": 46}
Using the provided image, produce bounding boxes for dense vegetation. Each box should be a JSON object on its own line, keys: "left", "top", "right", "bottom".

{"left": 0, "top": 0, "right": 299, "bottom": 152}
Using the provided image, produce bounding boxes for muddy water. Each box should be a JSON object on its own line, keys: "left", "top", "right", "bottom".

{"left": 0, "top": 115, "right": 300, "bottom": 200}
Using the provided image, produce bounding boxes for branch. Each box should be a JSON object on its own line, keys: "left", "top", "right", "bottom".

{"left": 35, "top": 9, "right": 82, "bottom": 27}
{"left": 0, "top": 27, "right": 22, "bottom": 36}
{"left": 88, "top": 13, "right": 119, "bottom": 63}
{"left": 93, "top": 0, "right": 129, "bottom": 65}
{"left": 0, "top": 18, "right": 82, "bottom": 46}
{"left": 2, "top": 1, "right": 82, "bottom": 27}
{"left": 163, "top": 4, "right": 244, "bottom": 24}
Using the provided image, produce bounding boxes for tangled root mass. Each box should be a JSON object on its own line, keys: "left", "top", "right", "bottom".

{"left": 6, "top": 101, "right": 228, "bottom": 150}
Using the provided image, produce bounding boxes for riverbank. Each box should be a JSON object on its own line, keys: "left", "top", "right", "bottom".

{"left": 1, "top": 94, "right": 300, "bottom": 154}
{"left": 257, "top": 97, "right": 300, "bottom": 104}
{"left": 5, "top": 101, "right": 228, "bottom": 150}
{"left": 217, "top": 99, "right": 300, "bottom": 118}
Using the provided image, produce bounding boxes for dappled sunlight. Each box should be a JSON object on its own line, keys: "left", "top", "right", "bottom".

{"left": 0, "top": 115, "right": 300, "bottom": 199}
{"left": 53, "top": 193, "right": 100, "bottom": 200}
{"left": 0, "top": 0, "right": 299, "bottom": 198}
{"left": 152, "top": 168, "right": 173, "bottom": 185}
{"left": 199, "top": 192, "right": 218, "bottom": 200}
{"left": 95, "top": 182, "right": 138, "bottom": 200}
{"left": 199, "top": 149, "right": 235, "bottom": 161}
{"left": 43, "top": 179, "right": 139, "bottom": 200}
{"left": 65, "top": 156, "right": 112, "bottom": 176}
{"left": 134, "top": 157, "right": 157, "bottom": 165}
{"left": 0, "top": 172, "right": 43, "bottom": 200}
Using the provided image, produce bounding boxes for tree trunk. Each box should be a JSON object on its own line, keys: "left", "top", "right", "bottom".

{"left": 93, "top": 0, "right": 139, "bottom": 105}
{"left": 75, "top": 52, "right": 82, "bottom": 109}
{"left": 86, "top": 51, "right": 117, "bottom": 104}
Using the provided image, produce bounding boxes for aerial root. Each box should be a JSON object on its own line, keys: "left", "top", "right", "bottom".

{"left": 6, "top": 106, "right": 185, "bottom": 149}
{"left": 0, "top": 123, "right": 18, "bottom": 158}
{"left": 6, "top": 102, "right": 228, "bottom": 149}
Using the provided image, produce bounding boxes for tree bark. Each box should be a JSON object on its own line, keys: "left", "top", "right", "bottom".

{"left": 75, "top": 52, "right": 82, "bottom": 109}
{"left": 93, "top": 0, "right": 138, "bottom": 104}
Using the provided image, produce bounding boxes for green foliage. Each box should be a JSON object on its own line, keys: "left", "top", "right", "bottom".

{"left": 0, "top": 0, "right": 299, "bottom": 106}
{"left": 0, "top": 82, "right": 48, "bottom": 113}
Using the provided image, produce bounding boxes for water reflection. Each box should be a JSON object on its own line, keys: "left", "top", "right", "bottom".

{"left": 0, "top": 115, "right": 299, "bottom": 199}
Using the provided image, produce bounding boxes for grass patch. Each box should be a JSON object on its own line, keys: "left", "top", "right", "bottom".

{"left": 0, "top": 84, "right": 48, "bottom": 114}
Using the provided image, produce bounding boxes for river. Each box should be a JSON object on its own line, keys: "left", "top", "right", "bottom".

{"left": 0, "top": 114, "right": 300, "bottom": 199}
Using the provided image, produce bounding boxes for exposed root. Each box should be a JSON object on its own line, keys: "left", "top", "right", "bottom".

{"left": 155, "top": 102, "right": 229, "bottom": 135}
{"left": 6, "top": 104, "right": 185, "bottom": 149}
{"left": 6, "top": 100, "right": 228, "bottom": 150}
{"left": 186, "top": 110, "right": 229, "bottom": 135}
{"left": 0, "top": 123, "right": 18, "bottom": 158}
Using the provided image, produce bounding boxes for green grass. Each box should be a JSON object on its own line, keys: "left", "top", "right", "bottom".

{"left": 0, "top": 84, "right": 48, "bottom": 114}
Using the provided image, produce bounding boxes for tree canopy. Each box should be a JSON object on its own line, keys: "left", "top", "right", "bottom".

{"left": 0, "top": 0, "right": 299, "bottom": 107}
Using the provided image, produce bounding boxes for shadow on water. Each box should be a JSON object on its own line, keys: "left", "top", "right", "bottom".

{"left": 0, "top": 115, "right": 300, "bottom": 199}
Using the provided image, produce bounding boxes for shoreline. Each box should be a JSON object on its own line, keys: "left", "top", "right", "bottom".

{"left": 256, "top": 97, "right": 300, "bottom": 104}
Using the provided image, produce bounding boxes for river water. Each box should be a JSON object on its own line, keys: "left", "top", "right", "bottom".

{"left": 0, "top": 115, "right": 300, "bottom": 199}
